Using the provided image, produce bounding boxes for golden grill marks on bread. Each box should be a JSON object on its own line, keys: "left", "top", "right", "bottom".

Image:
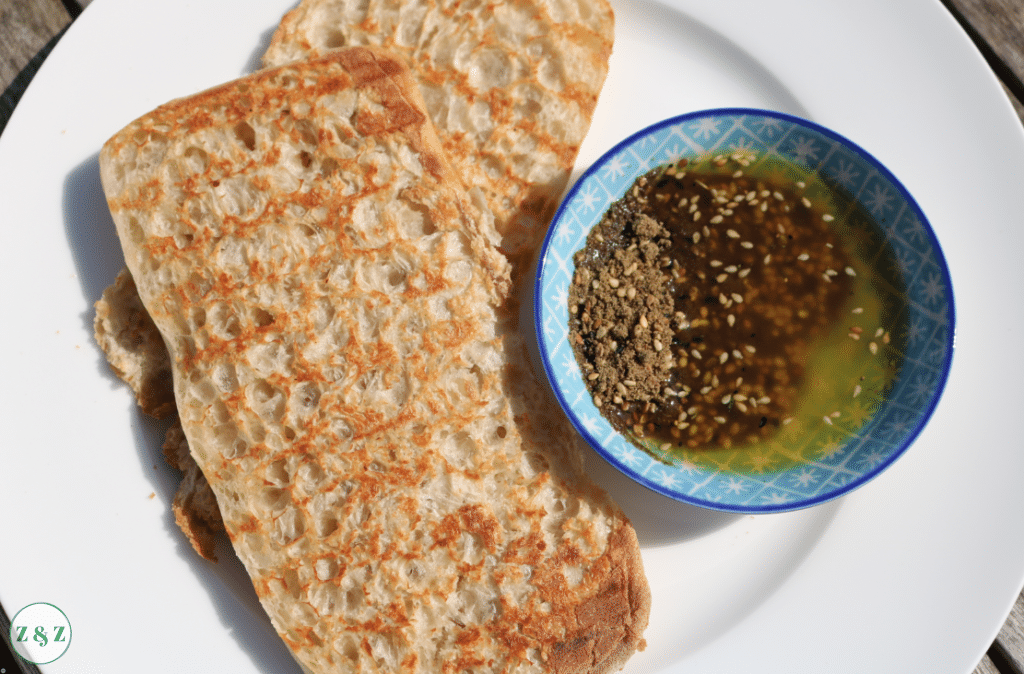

{"left": 263, "top": 0, "right": 615, "bottom": 268}
{"left": 96, "top": 0, "right": 615, "bottom": 557}
{"left": 99, "top": 47, "right": 649, "bottom": 674}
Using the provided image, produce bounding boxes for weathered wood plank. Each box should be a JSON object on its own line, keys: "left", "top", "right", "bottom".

{"left": 991, "top": 589, "right": 1024, "bottom": 674}
{"left": 944, "top": 0, "right": 1024, "bottom": 126}
{"left": 973, "top": 653, "right": 1005, "bottom": 674}
{"left": 947, "top": 0, "right": 1024, "bottom": 81}
{"left": 0, "top": 0, "right": 72, "bottom": 89}
{"left": 0, "top": 0, "right": 73, "bottom": 135}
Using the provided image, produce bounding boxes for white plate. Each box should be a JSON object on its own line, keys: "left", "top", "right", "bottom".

{"left": 1, "top": 0, "right": 1022, "bottom": 672}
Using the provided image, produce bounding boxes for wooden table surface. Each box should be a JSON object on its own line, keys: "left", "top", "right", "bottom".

{"left": 2, "top": 0, "right": 1023, "bottom": 672}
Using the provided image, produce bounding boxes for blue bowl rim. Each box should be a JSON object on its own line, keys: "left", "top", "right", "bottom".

{"left": 533, "top": 107, "right": 956, "bottom": 513}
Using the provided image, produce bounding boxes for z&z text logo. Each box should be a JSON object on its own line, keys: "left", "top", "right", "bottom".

{"left": 8, "top": 603, "right": 71, "bottom": 664}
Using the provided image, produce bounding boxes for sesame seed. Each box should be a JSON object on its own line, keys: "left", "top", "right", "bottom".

{"left": 654, "top": 339, "right": 664, "bottom": 352}
{"left": 727, "top": 314, "right": 736, "bottom": 327}
{"left": 627, "top": 287, "right": 636, "bottom": 300}
{"left": 744, "top": 344, "right": 756, "bottom": 353}
{"left": 719, "top": 352, "right": 729, "bottom": 364}
{"left": 764, "top": 254, "right": 772, "bottom": 265}
{"left": 639, "top": 314, "right": 649, "bottom": 328}
{"left": 741, "top": 241, "right": 754, "bottom": 249}
{"left": 608, "top": 278, "right": 620, "bottom": 288}
{"left": 722, "top": 394, "right": 732, "bottom": 404}
{"left": 875, "top": 327, "right": 885, "bottom": 338}
{"left": 710, "top": 259, "right": 723, "bottom": 267}
{"left": 738, "top": 268, "right": 751, "bottom": 278}
{"left": 587, "top": 373, "right": 599, "bottom": 381}
{"left": 616, "top": 288, "right": 626, "bottom": 298}
{"left": 852, "top": 307, "right": 864, "bottom": 314}
{"left": 693, "top": 211, "right": 702, "bottom": 222}
{"left": 801, "top": 196, "right": 812, "bottom": 208}
{"left": 853, "top": 385, "right": 862, "bottom": 398}
{"left": 691, "top": 349, "right": 702, "bottom": 360}
{"left": 845, "top": 266, "right": 856, "bottom": 276}
{"left": 624, "top": 379, "right": 637, "bottom": 387}
{"left": 717, "top": 273, "right": 729, "bottom": 283}
{"left": 692, "top": 232, "right": 701, "bottom": 244}
{"left": 624, "top": 262, "right": 638, "bottom": 276}
{"left": 593, "top": 396, "right": 603, "bottom": 407}
{"left": 822, "top": 213, "right": 835, "bottom": 222}
{"left": 726, "top": 229, "right": 741, "bottom": 239}
{"left": 715, "top": 416, "right": 727, "bottom": 424}
{"left": 823, "top": 415, "right": 833, "bottom": 425}
{"left": 773, "top": 191, "right": 784, "bottom": 201}
{"left": 848, "top": 332, "right": 860, "bottom": 340}
{"left": 869, "top": 341, "right": 878, "bottom": 355}
{"left": 798, "top": 253, "right": 810, "bottom": 261}
{"left": 732, "top": 293, "right": 744, "bottom": 304}
{"left": 710, "top": 214, "right": 724, "bottom": 224}
{"left": 732, "top": 349, "right": 744, "bottom": 360}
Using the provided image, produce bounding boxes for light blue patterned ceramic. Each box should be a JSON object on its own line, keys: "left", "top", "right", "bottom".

{"left": 534, "top": 109, "right": 954, "bottom": 513}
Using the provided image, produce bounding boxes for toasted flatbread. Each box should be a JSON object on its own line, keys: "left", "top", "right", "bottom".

{"left": 96, "top": 0, "right": 616, "bottom": 558}
{"left": 99, "top": 47, "right": 648, "bottom": 674}
{"left": 263, "top": 0, "right": 615, "bottom": 265}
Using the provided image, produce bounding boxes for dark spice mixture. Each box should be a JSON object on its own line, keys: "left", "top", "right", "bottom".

{"left": 568, "top": 157, "right": 854, "bottom": 450}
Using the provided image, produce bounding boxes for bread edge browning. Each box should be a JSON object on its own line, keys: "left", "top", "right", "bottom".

{"left": 97, "top": 45, "right": 649, "bottom": 674}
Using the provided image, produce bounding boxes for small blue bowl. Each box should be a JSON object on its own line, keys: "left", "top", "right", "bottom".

{"left": 534, "top": 109, "right": 954, "bottom": 513}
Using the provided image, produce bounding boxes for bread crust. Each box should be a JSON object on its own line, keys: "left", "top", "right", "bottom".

{"left": 100, "top": 47, "right": 648, "bottom": 674}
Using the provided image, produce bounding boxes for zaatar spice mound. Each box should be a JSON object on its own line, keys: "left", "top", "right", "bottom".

{"left": 568, "top": 197, "right": 677, "bottom": 411}
{"left": 569, "top": 160, "right": 854, "bottom": 451}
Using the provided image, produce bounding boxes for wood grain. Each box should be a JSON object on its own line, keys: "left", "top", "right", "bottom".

{"left": 974, "top": 653, "right": 1005, "bottom": 674}
{"left": 0, "top": 0, "right": 72, "bottom": 87}
{"left": 0, "top": 0, "right": 73, "bottom": 135}
{"left": 947, "top": 0, "right": 1024, "bottom": 79}
{"left": 944, "top": 0, "right": 1024, "bottom": 128}
{"left": 991, "top": 590, "right": 1024, "bottom": 673}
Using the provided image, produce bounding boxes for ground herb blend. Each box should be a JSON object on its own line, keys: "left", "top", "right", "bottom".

{"left": 568, "top": 153, "right": 897, "bottom": 454}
